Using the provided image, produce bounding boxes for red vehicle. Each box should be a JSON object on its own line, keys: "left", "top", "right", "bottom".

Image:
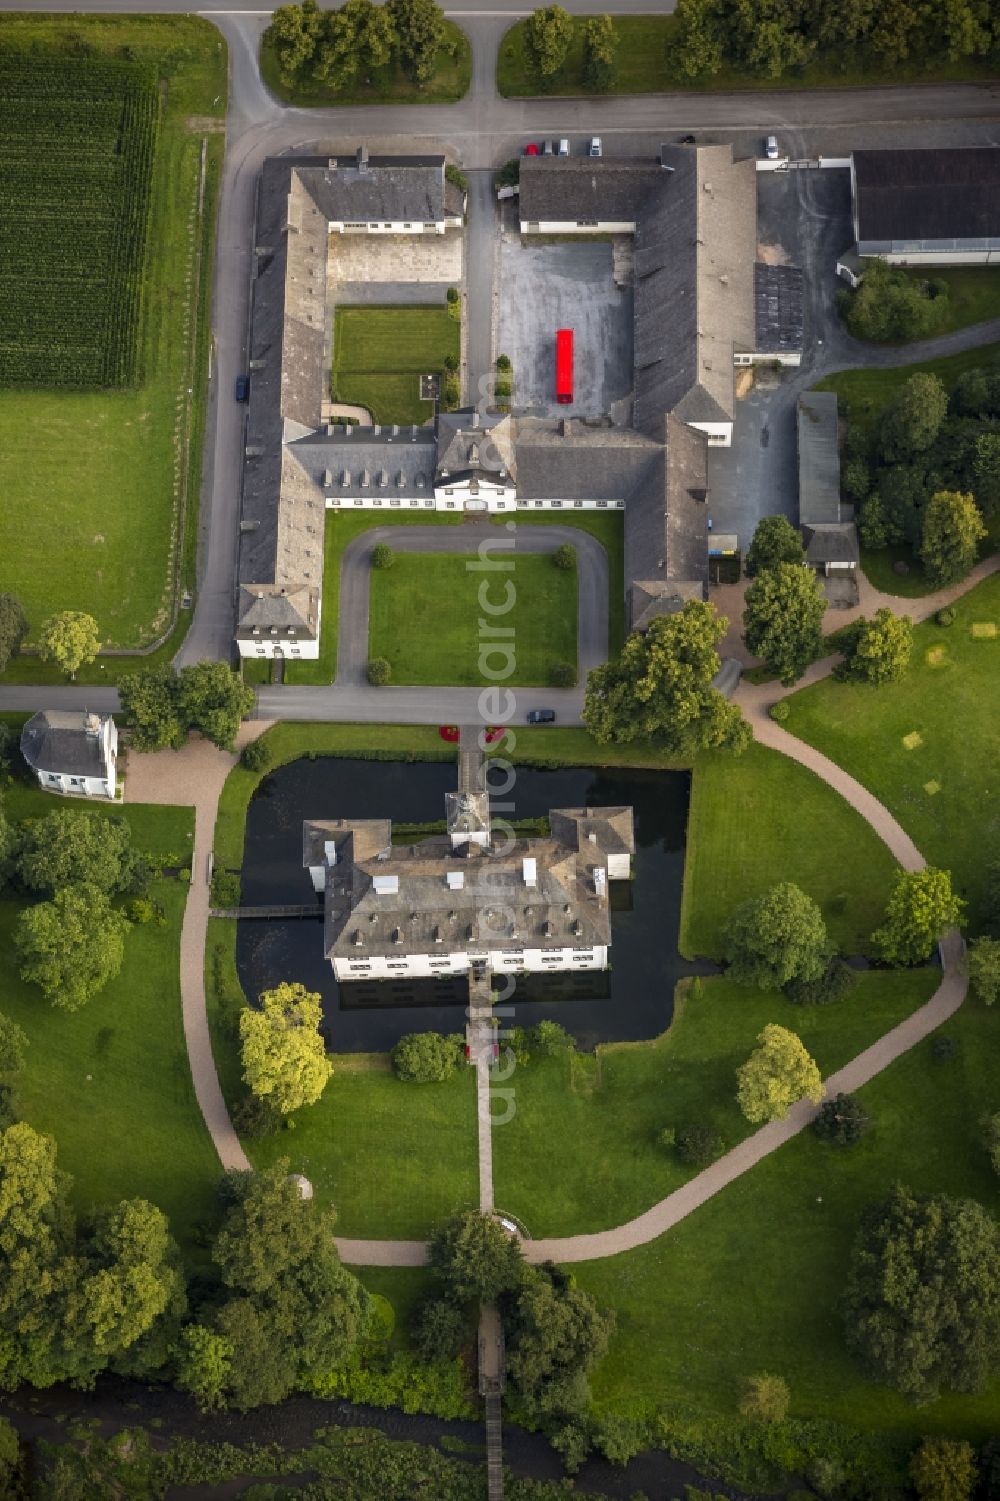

{"left": 555, "top": 328, "right": 573, "bottom": 405}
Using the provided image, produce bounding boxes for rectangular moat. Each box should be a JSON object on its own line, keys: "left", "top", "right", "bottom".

{"left": 236, "top": 757, "right": 693, "bottom": 1052}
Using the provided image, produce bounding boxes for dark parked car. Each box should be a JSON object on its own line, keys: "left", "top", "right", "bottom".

{"left": 678, "top": 134, "right": 696, "bottom": 144}
{"left": 526, "top": 709, "right": 556, "bottom": 724}
{"left": 235, "top": 374, "right": 250, "bottom": 401}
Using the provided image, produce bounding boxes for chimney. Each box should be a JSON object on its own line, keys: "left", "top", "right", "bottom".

{"left": 357, "top": 144, "right": 369, "bottom": 173}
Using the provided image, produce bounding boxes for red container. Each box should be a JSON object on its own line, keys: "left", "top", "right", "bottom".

{"left": 555, "top": 328, "right": 573, "bottom": 405}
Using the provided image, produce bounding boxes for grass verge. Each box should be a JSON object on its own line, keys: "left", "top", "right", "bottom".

{"left": 493, "top": 970, "right": 936, "bottom": 1238}
{"left": 0, "top": 15, "right": 225, "bottom": 659}
{"left": 783, "top": 570, "right": 1000, "bottom": 931}
{"left": 369, "top": 551, "right": 578, "bottom": 685}
{"left": 679, "top": 742, "right": 900, "bottom": 960}
{"left": 574, "top": 982, "right": 1000, "bottom": 1441}
{"left": 497, "top": 14, "right": 998, "bottom": 96}
{"left": 260, "top": 22, "right": 470, "bottom": 106}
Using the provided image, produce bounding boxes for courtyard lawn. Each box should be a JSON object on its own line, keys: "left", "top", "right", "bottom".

{"left": 496, "top": 14, "right": 998, "bottom": 96}
{"left": 260, "top": 21, "right": 470, "bottom": 107}
{"left": 574, "top": 985, "right": 1000, "bottom": 1444}
{"left": 333, "top": 305, "right": 460, "bottom": 425}
{"left": 0, "top": 804, "right": 221, "bottom": 1254}
{"left": 283, "top": 513, "right": 465, "bottom": 686}
{"left": 507, "top": 510, "right": 625, "bottom": 655}
{"left": 369, "top": 551, "right": 578, "bottom": 686}
{"left": 679, "top": 742, "right": 900, "bottom": 960}
{"left": 0, "top": 16, "right": 225, "bottom": 657}
{"left": 783, "top": 570, "right": 1000, "bottom": 931}
{"left": 492, "top": 970, "right": 934, "bottom": 1238}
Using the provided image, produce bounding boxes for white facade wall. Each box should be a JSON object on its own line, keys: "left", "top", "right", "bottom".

{"left": 520, "top": 221, "right": 636, "bottom": 235}
{"left": 734, "top": 350, "right": 802, "bottom": 368}
{"left": 328, "top": 216, "right": 463, "bottom": 236}
{"left": 35, "top": 717, "right": 117, "bottom": 800}
{"left": 324, "top": 495, "right": 627, "bottom": 514}
{"left": 878, "top": 249, "right": 1000, "bottom": 267}
{"left": 690, "top": 420, "right": 733, "bottom": 447}
{"left": 607, "top": 852, "right": 630, "bottom": 880}
{"left": 334, "top": 944, "right": 607, "bottom": 980}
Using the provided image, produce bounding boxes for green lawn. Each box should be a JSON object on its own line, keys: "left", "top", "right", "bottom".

{"left": 679, "top": 742, "right": 901, "bottom": 960}
{"left": 0, "top": 802, "right": 221, "bottom": 1254}
{"left": 369, "top": 552, "right": 578, "bottom": 685}
{"left": 509, "top": 509, "right": 625, "bottom": 655}
{"left": 204, "top": 921, "right": 477, "bottom": 1239}
{"left": 493, "top": 970, "right": 934, "bottom": 1239}
{"left": 497, "top": 14, "right": 998, "bottom": 96}
{"left": 574, "top": 985, "right": 1000, "bottom": 1444}
{"left": 333, "top": 305, "right": 460, "bottom": 425}
{"left": 0, "top": 16, "right": 225, "bottom": 657}
{"left": 888, "top": 266, "right": 1000, "bottom": 339}
{"left": 260, "top": 21, "right": 470, "bottom": 106}
{"left": 284, "top": 513, "right": 465, "bottom": 685}
{"left": 783, "top": 571, "right": 1000, "bottom": 931}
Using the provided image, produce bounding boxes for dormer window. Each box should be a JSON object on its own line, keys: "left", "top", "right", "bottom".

{"left": 287, "top": 627, "right": 296, "bottom": 636}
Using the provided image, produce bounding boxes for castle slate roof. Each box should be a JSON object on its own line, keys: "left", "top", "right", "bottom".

{"left": 853, "top": 148, "right": 1000, "bottom": 243}
{"left": 518, "top": 157, "right": 664, "bottom": 225}
{"left": 297, "top": 151, "right": 447, "bottom": 225}
{"left": 20, "top": 711, "right": 111, "bottom": 778}
{"left": 754, "top": 263, "right": 803, "bottom": 356}
{"left": 624, "top": 414, "right": 708, "bottom": 629}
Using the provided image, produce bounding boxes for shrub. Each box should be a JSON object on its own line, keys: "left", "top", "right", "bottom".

{"left": 210, "top": 870, "right": 242, "bottom": 908}
{"left": 444, "top": 163, "right": 468, "bottom": 193}
{"left": 392, "top": 1031, "right": 464, "bottom": 1082}
{"left": 813, "top": 1092, "right": 871, "bottom": 1146}
{"left": 496, "top": 158, "right": 520, "bottom": 188}
{"left": 932, "top": 1033, "right": 960, "bottom": 1063}
{"left": 676, "top": 1123, "right": 723, "bottom": 1167}
{"left": 739, "top": 1371, "right": 790, "bottom": 1423}
{"left": 368, "top": 657, "right": 391, "bottom": 686}
{"left": 768, "top": 700, "right": 790, "bottom": 722}
{"left": 443, "top": 352, "right": 458, "bottom": 372}
{"left": 232, "top": 1093, "right": 282, "bottom": 1138}
{"left": 784, "top": 955, "right": 857, "bottom": 1007}
{"left": 412, "top": 1297, "right": 466, "bottom": 1363}
{"left": 371, "top": 543, "right": 394, "bottom": 571}
{"left": 240, "top": 737, "right": 271, "bottom": 773}
{"left": 178, "top": 867, "right": 191, "bottom": 883}
{"left": 549, "top": 1418, "right": 592, "bottom": 1474}
{"left": 553, "top": 543, "right": 576, "bottom": 570}
{"left": 124, "top": 896, "right": 156, "bottom": 925}
{"left": 446, "top": 286, "right": 459, "bottom": 304}
{"left": 496, "top": 353, "right": 511, "bottom": 372}
{"left": 550, "top": 661, "right": 575, "bottom": 688}
{"left": 937, "top": 606, "right": 956, "bottom": 627}
{"left": 441, "top": 373, "right": 460, "bottom": 410}
{"left": 530, "top": 1019, "right": 574, "bottom": 1055}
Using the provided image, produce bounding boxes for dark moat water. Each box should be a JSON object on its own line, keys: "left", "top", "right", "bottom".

{"left": 237, "top": 757, "right": 702, "bottom": 1052}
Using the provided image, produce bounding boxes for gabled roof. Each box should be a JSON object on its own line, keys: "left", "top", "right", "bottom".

{"left": 802, "top": 523, "right": 859, "bottom": 565}
{"left": 853, "top": 148, "right": 1000, "bottom": 243}
{"left": 518, "top": 158, "right": 663, "bottom": 225}
{"left": 296, "top": 151, "right": 447, "bottom": 225}
{"left": 624, "top": 413, "right": 708, "bottom": 629}
{"left": 436, "top": 410, "right": 511, "bottom": 483}
{"left": 513, "top": 417, "right": 661, "bottom": 501}
{"left": 754, "top": 263, "right": 803, "bottom": 355}
{"left": 797, "top": 392, "right": 841, "bottom": 525}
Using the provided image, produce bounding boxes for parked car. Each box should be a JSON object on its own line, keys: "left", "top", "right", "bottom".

{"left": 588, "top": 137, "right": 602, "bottom": 158}
{"left": 543, "top": 139, "right": 554, "bottom": 155}
{"left": 526, "top": 708, "right": 556, "bottom": 724}
{"left": 765, "top": 134, "right": 779, "bottom": 160}
{"left": 558, "top": 138, "right": 570, "bottom": 156}
{"left": 235, "top": 374, "right": 250, "bottom": 402}
{"left": 678, "top": 134, "right": 696, "bottom": 144}
{"left": 525, "top": 142, "right": 539, "bottom": 156}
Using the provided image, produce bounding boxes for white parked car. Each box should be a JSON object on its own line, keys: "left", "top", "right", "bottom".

{"left": 589, "top": 137, "right": 602, "bottom": 158}
{"left": 765, "top": 134, "right": 779, "bottom": 160}
{"left": 558, "top": 138, "right": 569, "bottom": 156}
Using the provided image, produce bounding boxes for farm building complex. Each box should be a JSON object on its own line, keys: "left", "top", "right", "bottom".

{"left": 238, "top": 144, "right": 804, "bottom": 661}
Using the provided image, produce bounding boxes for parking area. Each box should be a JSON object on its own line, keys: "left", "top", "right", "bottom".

{"left": 496, "top": 231, "right": 633, "bottom": 419}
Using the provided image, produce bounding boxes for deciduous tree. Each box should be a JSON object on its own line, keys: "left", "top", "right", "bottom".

{"left": 583, "top": 13, "right": 616, "bottom": 89}
{"left": 429, "top": 1210, "right": 524, "bottom": 1302}
{"left": 240, "top": 982, "right": 333, "bottom": 1115}
{"left": 0, "top": 1015, "right": 27, "bottom": 1080}
{"left": 177, "top": 661, "right": 255, "bottom": 751}
{"left": 833, "top": 607, "right": 913, "bottom": 684}
{"left": 74, "top": 1198, "right": 186, "bottom": 1376}
{"left": 812, "top": 1092, "right": 871, "bottom": 1146}
{"left": 265, "top": 0, "right": 322, "bottom": 81}
{"left": 968, "top": 937, "right": 1000, "bottom": 1006}
{"left": 982, "top": 1112, "right": 1000, "bottom": 1176}
{"left": 972, "top": 430, "right": 1000, "bottom": 516}
{"left": 524, "top": 4, "right": 575, "bottom": 77}
{"left": 387, "top": 0, "right": 447, "bottom": 83}
{"left": 15, "top": 883, "right": 129, "bottom": 1010}
{"left": 920, "top": 489, "right": 987, "bottom": 587}
{"left": 0, "top": 594, "right": 28, "bottom": 675}
{"left": 844, "top": 1184, "right": 1000, "bottom": 1399}
{"left": 37, "top": 611, "right": 100, "bottom": 679}
{"left": 506, "top": 1264, "right": 614, "bottom": 1421}
{"left": 175, "top": 1324, "right": 233, "bottom": 1411}
{"left": 872, "top": 867, "right": 965, "bottom": 966}
{"left": 736, "top": 1024, "right": 823, "bottom": 1124}
{"left": 15, "top": 810, "right": 147, "bottom": 898}
{"left": 118, "top": 665, "right": 187, "bottom": 752}
{"left": 412, "top": 1297, "right": 465, "bottom": 1362}
{"left": 879, "top": 372, "right": 949, "bottom": 462}
{"left": 910, "top": 1438, "right": 977, "bottom": 1501}
{"left": 672, "top": 0, "right": 726, "bottom": 76}
{"left": 743, "top": 563, "right": 826, "bottom": 684}
{"left": 583, "top": 601, "right": 751, "bottom": 756}
{"left": 744, "top": 514, "right": 805, "bottom": 577}
{"left": 392, "top": 1030, "right": 463, "bottom": 1081}
{"left": 725, "top": 882, "right": 832, "bottom": 990}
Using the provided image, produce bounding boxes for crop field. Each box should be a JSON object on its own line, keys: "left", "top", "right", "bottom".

{"left": 0, "top": 56, "right": 159, "bottom": 389}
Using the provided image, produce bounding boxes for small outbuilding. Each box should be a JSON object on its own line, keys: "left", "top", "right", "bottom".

{"left": 797, "top": 393, "right": 858, "bottom": 577}
{"left": 20, "top": 710, "right": 118, "bottom": 800}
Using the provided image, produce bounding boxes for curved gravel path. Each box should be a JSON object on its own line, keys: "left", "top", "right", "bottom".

{"left": 336, "top": 520, "right": 609, "bottom": 686}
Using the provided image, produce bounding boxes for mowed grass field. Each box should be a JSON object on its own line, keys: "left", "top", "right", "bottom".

{"left": 332, "top": 304, "right": 460, "bottom": 425}
{"left": 575, "top": 984, "right": 1000, "bottom": 1442}
{"left": 492, "top": 971, "right": 934, "bottom": 1238}
{"left": 0, "top": 16, "right": 226, "bottom": 653}
{"left": 0, "top": 792, "right": 220, "bottom": 1253}
{"left": 679, "top": 742, "right": 901, "bottom": 960}
{"left": 784, "top": 571, "right": 1000, "bottom": 931}
{"left": 369, "top": 551, "right": 578, "bottom": 684}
